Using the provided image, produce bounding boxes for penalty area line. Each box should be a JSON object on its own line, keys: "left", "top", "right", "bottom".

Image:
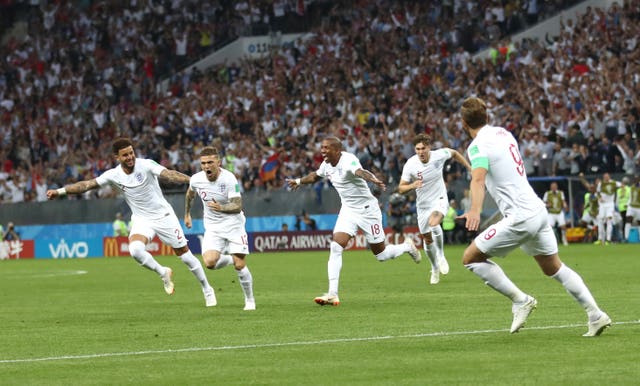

{"left": 1, "top": 320, "right": 638, "bottom": 364}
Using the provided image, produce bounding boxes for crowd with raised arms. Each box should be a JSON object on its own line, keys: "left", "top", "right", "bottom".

{"left": 1, "top": 0, "right": 638, "bottom": 206}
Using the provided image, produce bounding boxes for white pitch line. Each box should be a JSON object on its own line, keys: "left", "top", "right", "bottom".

{"left": 1, "top": 320, "right": 638, "bottom": 364}
{"left": 0, "top": 270, "right": 88, "bottom": 279}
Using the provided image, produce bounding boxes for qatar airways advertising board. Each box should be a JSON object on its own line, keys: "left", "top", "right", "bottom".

{"left": 249, "top": 227, "right": 422, "bottom": 253}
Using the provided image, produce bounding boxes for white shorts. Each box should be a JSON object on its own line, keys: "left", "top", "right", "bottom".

{"left": 547, "top": 212, "right": 566, "bottom": 227}
{"left": 474, "top": 211, "right": 558, "bottom": 257}
{"left": 581, "top": 212, "right": 600, "bottom": 225}
{"left": 599, "top": 203, "right": 615, "bottom": 219}
{"left": 201, "top": 229, "right": 250, "bottom": 255}
{"left": 626, "top": 207, "right": 640, "bottom": 221}
{"left": 334, "top": 204, "right": 386, "bottom": 244}
{"left": 129, "top": 213, "right": 187, "bottom": 249}
{"left": 417, "top": 198, "right": 449, "bottom": 234}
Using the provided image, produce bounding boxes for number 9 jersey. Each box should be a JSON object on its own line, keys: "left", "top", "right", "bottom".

{"left": 466, "top": 125, "right": 545, "bottom": 221}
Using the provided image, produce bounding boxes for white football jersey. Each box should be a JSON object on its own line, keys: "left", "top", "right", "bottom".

{"left": 401, "top": 149, "right": 451, "bottom": 209}
{"left": 96, "top": 158, "right": 175, "bottom": 220}
{"left": 189, "top": 168, "right": 245, "bottom": 232}
{"left": 316, "top": 152, "right": 378, "bottom": 211}
{"left": 466, "top": 125, "right": 545, "bottom": 220}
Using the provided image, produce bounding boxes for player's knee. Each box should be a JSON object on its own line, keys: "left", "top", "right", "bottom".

{"left": 330, "top": 241, "right": 344, "bottom": 255}
{"left": 129, "top": 240, "right": 146, "bottom": 258}
{"left": 234, "top": 258, "right": 246, "bottom": 270}
{"left": 461, "top": 245, "right": 483, "bottom": 266}
{"left": 202, "top": 254, "right": 217, "bottom": 269}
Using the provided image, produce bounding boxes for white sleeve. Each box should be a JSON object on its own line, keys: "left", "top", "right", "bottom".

{"left": 227, "top": 174, "right": 242, "bottom": 199}
{"left": 95, "top": 169, "right": 114, "bottom": 187}
{"left": 343, "top": 153, "right": 363, "bottom": 174}
{"left": 143, "top": 159, "right": 167, "bottom": 176}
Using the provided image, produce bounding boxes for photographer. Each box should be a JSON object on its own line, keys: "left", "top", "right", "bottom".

{"left": 3, "top": 222, "right": 20, "bottom": 241}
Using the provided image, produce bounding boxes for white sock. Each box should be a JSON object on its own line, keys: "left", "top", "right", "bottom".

{"left": 328, "top": 241, "right": 343, "bottom": 295}
{"left": 624, "top": 223, "right": 630, "bottom": 240}
{"left": 179, "top": 251, "right": 210, "bottom": 289}
{"left": 214, "top": 254, "right": 233, "bottom": 269}
{"left": 423, "top": 240, "right": 439, "bottom": 270}
{"left": 605, "top": 219, "right": 613, "bottom": 242}
{"left": 561, "top": 229, "right": 568, "bottom": 245}
{"left": 551, "top": 263, "right": 601, "bottom": 321}
{"left": 432, "top": 225, "right": 444, "bottom": 257}
{"left": 374, "top": 243, "right": 407, "bottom": 261}
{"left": 129, "top": 240, "right": 164, "bottom": 275}
{"left": 465, "top": 260, "right": 528, "bottom": 303}
{"left": 236, "top": 266, "right": 254, "bottom": 301}
{"left": 597, "top": 220, "right": 605, "bottom": 242}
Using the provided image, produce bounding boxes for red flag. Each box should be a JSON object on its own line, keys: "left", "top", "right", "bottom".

{"left": 259, "top": 153, "right": 280, "bottom": 182}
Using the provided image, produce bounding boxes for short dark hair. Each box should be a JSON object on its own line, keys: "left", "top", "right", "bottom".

{"left": 460, "top": 97, "right": 488, "bottom": 130}
{"left": 413, "top": 133, "right": 432, "bottom": 146}
{"left": 323, "top": 136, "right": 343, "bottom": 150}
{"left": 199, "top": 146, "right": 219, "bottom": 157}
{"left": 112, "top": 138, "right": 133, "bottom": 154}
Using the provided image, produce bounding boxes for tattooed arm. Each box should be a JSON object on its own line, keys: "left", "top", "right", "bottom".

{"left": 46, "top": 179, "right": 100, "bottom": 199}
{"left": 355, "top": 168, "right": 386, "bottom": 191}
{"left": 207, "top": 196, "right": 243, "bottom": 214}
{"left": 184, "top": 187, "right": 196, "bottom": 228}
{"left": 159, "top": 169, "right": 191, "bottom": 185}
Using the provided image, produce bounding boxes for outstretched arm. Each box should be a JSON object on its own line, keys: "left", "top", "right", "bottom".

{"left": 159, "top": 169, "right": 191, "bottom": 185}
{"left": 46, "top": 179, "right": 100, "bottom": 199}
{"left": 287, "top": 172, "right": 320, "bottom": 190}
{"left": 450, "top": 148, "right": 472, "bottom": 171}
{"left": 355, "top": 168, "right": 386, "bottom": 191}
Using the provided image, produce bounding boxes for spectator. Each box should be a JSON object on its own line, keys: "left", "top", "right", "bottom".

{"left": 112, "top": 212, "right": 129, "bottom": 237}
{"left": 442, "top": 199, "right": 460, "bottom": 244}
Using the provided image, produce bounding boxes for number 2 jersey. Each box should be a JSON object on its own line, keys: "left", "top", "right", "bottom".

{"left": 466, "top": 125, "right": 545, "bottom": 221}
{"left": 189, "top": 168, "right": 246, "bottom": 233}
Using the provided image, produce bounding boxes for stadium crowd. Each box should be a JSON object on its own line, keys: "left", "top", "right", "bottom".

{"left": 1, "top": 0, "right": 639, "bottom": 207}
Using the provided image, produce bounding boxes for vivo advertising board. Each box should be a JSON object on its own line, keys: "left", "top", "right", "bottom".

{"left": 35, "top": 238, "right": 104, "bottom": 259}
{"left": 103, "top": 235, "right": 202, "bottom": 257}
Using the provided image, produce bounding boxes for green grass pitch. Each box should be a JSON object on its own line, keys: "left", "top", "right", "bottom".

{"left": 1, "top": 243, "right": 638, "bottom": 385}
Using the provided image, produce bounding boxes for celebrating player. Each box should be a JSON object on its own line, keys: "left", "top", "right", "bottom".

{"left": 47, "top": 137, "right": 215, "bottom": 307}
{"left": 457, "top": 97, "right": 610, "bottom": 336}
{"left": 184, "top": 146, "right": 255, "bottom": 311}
{"left": 287, "top": 136, "right": 421, "bottom": 306}
{"left": 398, "top": 133, "right": 471, "bottom": 284}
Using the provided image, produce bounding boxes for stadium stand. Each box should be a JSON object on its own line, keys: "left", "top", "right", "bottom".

{"left": 0, "top": 0, "right": 638, "bottom": 218}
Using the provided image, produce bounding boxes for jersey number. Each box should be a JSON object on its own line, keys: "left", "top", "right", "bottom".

{"left": 200, "top": 191, "right": 217, "bottom": 203}
{"left": 483, "top": 227, "right": 496, "bottom": 240}
{"left": 509, "top": 144, "right": 525, "bottom": 176}
{"left": 370, "top": 223, "right": 382, "bottom": 235}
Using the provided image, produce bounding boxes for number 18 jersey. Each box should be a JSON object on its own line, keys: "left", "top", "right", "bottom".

{"left": 466, "top": 125, "right": 544, "bottom": 220}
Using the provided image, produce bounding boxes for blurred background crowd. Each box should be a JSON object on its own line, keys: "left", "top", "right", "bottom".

{"left": 1, "top": 0, "right": 639, "bottom": 205}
